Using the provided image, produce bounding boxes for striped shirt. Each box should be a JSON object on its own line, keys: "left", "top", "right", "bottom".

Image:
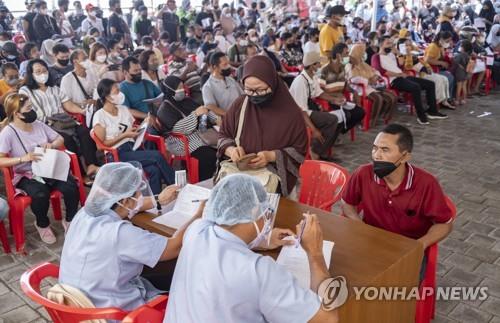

{"left": 19, "top": 85, "right": 68, "bottom": 122}
{"left": 167, "top": 60, "right": 201, "bottom": 92}
{"left": 166, "top": 111, "right": 218, "bottom": 156}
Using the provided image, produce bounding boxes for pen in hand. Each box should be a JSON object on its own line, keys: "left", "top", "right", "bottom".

{"left": 296, "top": 211, "right": 310, "bottom": 248}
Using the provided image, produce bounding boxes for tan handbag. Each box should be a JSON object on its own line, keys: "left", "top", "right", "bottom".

{"left": 216, "top": 97, "right": 280, "bottom": 193}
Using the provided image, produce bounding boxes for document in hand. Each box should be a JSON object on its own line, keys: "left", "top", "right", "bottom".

{"left": 276, "top": 238, "right": 334, "bottom": 290}
{"left": 153, "top": 184, "right": 212, "bottom": 229}
{"left": 142, "top": 93, "right": 164, "bottom": 105}
{"left": 132, "top": 121, "right": 148, "bottom": 151}
{"left": 31, "top": 147, "right": 71, "bottom": 182}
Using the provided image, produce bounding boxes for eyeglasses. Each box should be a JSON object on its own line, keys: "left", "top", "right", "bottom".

{"left": 244, "top": 88, "right": 271, "bottom": 96}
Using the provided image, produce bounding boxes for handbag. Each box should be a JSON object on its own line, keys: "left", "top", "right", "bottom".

{"left": 215, "top": 96, "right": 280, "bottom": 193}
{"left": 28, "top": 88, "right": 78, "bottom": 137}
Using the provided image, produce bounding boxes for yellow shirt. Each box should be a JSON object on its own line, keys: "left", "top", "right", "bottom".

{"left": 424, "top": 43, "right": 442, "bottom": 61}
{"left": 319, "top": 24, "right": 344, "bottom": 57}
{"left": 0, "top": 80, "right": 11, "bottom": 98}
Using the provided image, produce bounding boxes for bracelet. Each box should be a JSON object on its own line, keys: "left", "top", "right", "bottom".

{"left": 155, "top": 195, "right": 162, "bottom": 212}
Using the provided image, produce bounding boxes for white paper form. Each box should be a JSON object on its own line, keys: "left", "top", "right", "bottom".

{"left": 31, "top": 147, "right": 71, "bottom": 182}
{"left": 153, "top": 184, "right": 211, "bottom": 229}
{"left": 142, "top": 93, "right": 164, "bottom": 104}
{"left": 276, "top": 238, "right": 334, "bottom": 290}
{"left": 132, "top": 121, "right": 148, "bottom": 151}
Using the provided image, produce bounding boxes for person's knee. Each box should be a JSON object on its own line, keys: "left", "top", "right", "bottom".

{"left": 32, "top": 187, "right": 50, "bottom": 201}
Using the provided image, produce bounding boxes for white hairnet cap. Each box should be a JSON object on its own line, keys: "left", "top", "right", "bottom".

{"left": 84, "top": 162, "right": 144, "bottom": 216}
{"left": 203, "top": 174, "right": 269, "bottom": 226}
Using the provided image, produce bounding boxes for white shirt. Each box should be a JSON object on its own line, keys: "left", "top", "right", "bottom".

{"left": 19, "top": 85, "right": 68, "bottom": 122}
{"left": 81, "top": 17, "right": 105, "bottom": 34}
{"left": 303, "top": 41, "right": 320, "bottom": 55}
{"left": 92, "top": 105, "right": 135, "bottom": 148}
{"left": 141, "top": 69, "right": 166, "bottom": 89}
{"left": 59, "top": 208, "right": 168, "bottom": 311}
{"left": 289, "top": 70, "right": 323, "bottom": 116}
{"left": 60, "top": 71, "right": 99, "bottom": 105}
{"left": 379, "top": 53, "right": 403, "bottom": 82}
{"left": 164, "top": 219, "right": 321, "bottom": 323}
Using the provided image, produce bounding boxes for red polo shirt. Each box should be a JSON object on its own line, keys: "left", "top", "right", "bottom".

{"left": 342, "top": 163, "right": 453, "bottom": 239}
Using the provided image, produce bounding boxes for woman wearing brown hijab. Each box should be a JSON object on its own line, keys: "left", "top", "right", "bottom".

{"left": 218, "top": 55, "right": 308, "bottom": 196}
{"left": 345, "top": 43, "right": 397, "bottom": 127}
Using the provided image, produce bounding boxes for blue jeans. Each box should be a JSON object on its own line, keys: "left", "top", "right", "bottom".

{"left": 115, "top": 142, "right": 175, "bottom": 194}
{"left": 0, "top": 198, "right": 8, "bottom": 221}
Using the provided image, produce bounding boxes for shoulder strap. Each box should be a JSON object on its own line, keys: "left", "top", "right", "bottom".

{"left": 8, "top": 125, "right": 29, "bottom": 154}
{"left": 164, "top": 99, "right": 187, "bottom": 118}
{"left": 72, "top": 72, "right": 91, "bottom": 100}
{"left": 301, "top": 74, "right": 311, "bottom": 98}
{"left": 235, "top": 96, "right": 248, "bottom": 147}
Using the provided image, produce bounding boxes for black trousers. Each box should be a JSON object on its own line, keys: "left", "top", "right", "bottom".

{"left": 59, "top": 125, "right": 99, "bottom": 168}
{"left": 391, "top": 76, "right": 438, "bottom": 119}
{"left": 16, "top": 175, "right": 80, "bottom": 228}
{"left": 190, "top": 146, "right": 217, "bottom": 181}
{"left": 309, "top": 111, "right": 339, "bottom": 157}
{"left": 141, "top": 258, "right": 178, "bottom": 292}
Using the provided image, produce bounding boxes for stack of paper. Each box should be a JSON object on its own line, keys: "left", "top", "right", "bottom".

{"left": 31, "top": 147, "right": 71, "bottom": 182}
{"left": 153, "top": 184, "right": 211, "bottom": 229}
{"left": 132, "top": 121, "right": 148, "bottom": 151}
{"left": 276, "top": 238, "right": 334, "bottom": 290}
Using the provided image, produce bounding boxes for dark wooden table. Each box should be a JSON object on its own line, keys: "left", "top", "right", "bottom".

{"left": 133, "top": 198, "right": 423, "bottom": 323}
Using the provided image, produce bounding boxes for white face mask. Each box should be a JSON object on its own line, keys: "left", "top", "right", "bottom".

{"left": 34, "top": 73, "right": 49, "bottom": 84}
{"left": 339, "top": 17, "right": 345, "bottom": 25}
{"left": 88, "top": 10, "right": 96, "bottom": 17}
{"left": 173, "top": 89, "right": 185, "bottom": 101}
{"left": 248, "top": 213, "right": 273, "bottom": 250}
{"left": 79, "top": 59, "right": 91, "bottom": 69}
{"left": 110, "top": 92, "right": 125, "bottom": 105}
{"left": 118, "top": 195, "right": 144, "bottom": 219}
{"left": 239, "top": 39, "right": 248, "bottom": 47}
{"left": 96, "top": 54, "right": 107, "bottom": 63}
{"left": 363, "top": 53, "right": 368, "bottom": 61}
{"left": 40, "top": 8, "right": 48, "bottom": 15}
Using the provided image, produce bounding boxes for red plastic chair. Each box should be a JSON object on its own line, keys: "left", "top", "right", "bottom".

{"left": 122, "top": 296, "right": 169, "bottom": 323}
{"left": 1, "top": 150, "right": 86, "bottom": 254}
{"left": 298, "top": 160, "right": 350, "bottom": 211}
{"left": 312, "top": 98, "right": 356, "bottom": 142}
{"left": 67, "top": 112, "right": 86, "bottom": 128}
{"left": 0, "top": 220, "right": 11, "bottom": 253}
{"left": 20, "top": 262, "right": 169, "bottom": 323}
{"left": 168, "top": 132, "right": 199, "bottom": 184}
{"left": 371, "top": 53, "right": 415, "bottom": 115}
{"left": 90, "top": 130, "right": 169, "bottom": 163}
{"left": 415, "top": 195, "right": 457, "bottom": 323}
{"left": 349, "top": 81, "right": 373, "bottom": 131}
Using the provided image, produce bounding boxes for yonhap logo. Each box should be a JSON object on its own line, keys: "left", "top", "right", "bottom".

{"left": 318, "top": 276, "right": 349, "bottom": 311}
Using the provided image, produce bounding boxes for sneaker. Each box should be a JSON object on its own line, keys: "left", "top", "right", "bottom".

{"left": 34, "top": 223, "right": 56, "bottom": 244}
{"left": 417, "top": 116, "right": 430, "bottom": 125}
{"left": 427, "top": 112, "right": 448, "bottom": 120}
{"left": 62, "top": 219, "right": 71, "bottom": 235}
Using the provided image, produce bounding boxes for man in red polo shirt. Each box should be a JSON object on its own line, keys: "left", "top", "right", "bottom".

{"left": 342, "top": 124, "right": 453, "bottom": 268}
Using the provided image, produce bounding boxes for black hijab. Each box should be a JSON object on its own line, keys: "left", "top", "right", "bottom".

{"left": 156, "top": 76, "right": 199, "bottom": 133}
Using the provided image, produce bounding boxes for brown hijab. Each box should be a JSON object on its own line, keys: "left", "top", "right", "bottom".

{"left": 218, "top": 55, "right": 307, "bottom": 196}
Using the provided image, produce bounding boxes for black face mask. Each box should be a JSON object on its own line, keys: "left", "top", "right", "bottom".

{"left": 286, "top": 44, "right": 294, "bottom": 49}
{"left": 130, "top": 73, "right": 142, "bottom": 83}
{"left": 380, "top": 29, "right": 387, "bottom": 34}
{"left": 221, "top": 68, "right": 232, "bottom": 77}
{"left": 248, "top": 93, "right": 273, "bottom": 106}
{"left": 372, "top": 154, "right": 406, "bottom": 178}
{"left": 20, "top": 110, "right": 37, "bottom": 124}
{"left": 57, "top": 58, "right": 69, "bottom": 66}
{"left": 384, "top": 47, "right": 392, "bottom": 54}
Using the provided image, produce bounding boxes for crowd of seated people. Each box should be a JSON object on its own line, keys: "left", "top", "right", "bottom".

{"left": 3, "top": 0, "right": 497, "bottom": 319}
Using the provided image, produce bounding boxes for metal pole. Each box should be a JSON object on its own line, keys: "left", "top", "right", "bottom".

{"left": 371, "top": 0, "right": 378, "bottom": 31}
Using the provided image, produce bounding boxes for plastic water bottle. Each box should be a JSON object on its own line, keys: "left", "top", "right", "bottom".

{"left": 199, "top": 114, "right": 208, "bottom": 132}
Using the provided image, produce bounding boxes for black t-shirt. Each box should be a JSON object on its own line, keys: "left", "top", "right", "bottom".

{"left": 195, "top": 12, "right": 214, "bottom": 30}
{"left": 161, "top": 11, "right": 179, "bottom": 42}
{"left": 417, "top": 6, "right": 440, "bottom": 30}
{"left": 69, "top": 13, "right": 86, "bottom": 30}
{"left": 135, "top": 17, "right": 152, "bottom": 38}
{"left": 366, "top": 46, "right": 378, "bottom": 65}
{"left": 108, "top": 12, "right": 126, "bottom": 34}
{"left": 49, "top": 65, "right": 73, "bottom": 87}
{"left": 23, "top": 12, "right": 37, "bottom": 42}
{"left": 0, "top": 18, "right": 10, "bottom": 31}
{"left": 33, "top": 14, "right": 60, "bottom": 43}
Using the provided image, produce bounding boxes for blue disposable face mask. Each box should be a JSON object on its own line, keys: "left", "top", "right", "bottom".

{"left": 248, "top": 208, "right": 273, "bottom": 249}
{"left": 118, "top": 195, "right": 144, "bottom": 219}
